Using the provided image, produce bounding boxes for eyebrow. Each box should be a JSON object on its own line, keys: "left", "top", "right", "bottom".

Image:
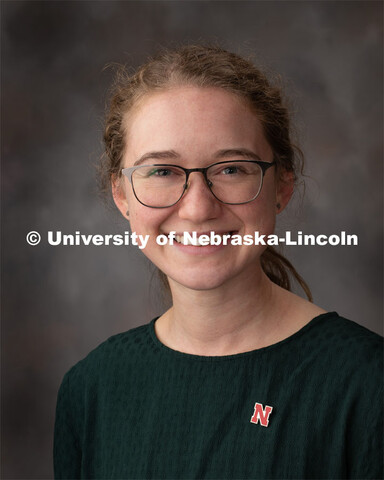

{"left": 134, "top": 150, "right": 180, "bottom": 166}
{"left": 213, "top": 148, "right": 262, "bottom": 161}
{"left": 133, "top": 148, "right": 261, "bottom": 166}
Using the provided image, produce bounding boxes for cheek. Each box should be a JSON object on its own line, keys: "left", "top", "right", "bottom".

{"left": 128, "top": 205, "right": 169, "bottom": 237}
{"left": 241, "top": 185, "right": 277, "bottom": 232}
{"left": 247, "top": 207, "right": 276, "bottom": 234}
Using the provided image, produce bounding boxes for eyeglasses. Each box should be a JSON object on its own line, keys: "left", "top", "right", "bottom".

{"left": 121, "top": 159, "right": 276, "bottom": 208}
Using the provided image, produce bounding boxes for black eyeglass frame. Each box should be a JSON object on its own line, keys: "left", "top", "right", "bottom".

{"left": 121, "top": 159, "right": 276, "bottom": 208}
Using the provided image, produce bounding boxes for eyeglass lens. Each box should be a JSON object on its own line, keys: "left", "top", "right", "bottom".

{"left": 131, "top": 161, "right": 263, "bottom": 207}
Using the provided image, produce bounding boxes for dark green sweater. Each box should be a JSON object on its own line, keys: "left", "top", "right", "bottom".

{"left": 54, "top": 312, "right": 383, "bottom": 479}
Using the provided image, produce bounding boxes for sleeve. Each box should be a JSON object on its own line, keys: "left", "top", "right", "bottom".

{"left": 347, "top": 345, "right": 384, "bottom": 479}
{"left": 53, "top": 371, "right": 82, "bottom": 479}
{"left": 348, "top": 396, "right": 383, "bottom": 479}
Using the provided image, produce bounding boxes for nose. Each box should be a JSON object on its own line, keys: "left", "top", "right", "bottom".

{"left": 177, "top": 172, "right": 222, "bottom": 223}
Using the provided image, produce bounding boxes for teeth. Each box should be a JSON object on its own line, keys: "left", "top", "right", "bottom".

{"left": 175, "top": 235, "right": 201, "bottom": 247}
{"left": 174, "top": 232, "right": 233, "bottom": 246}
{"left": 175, "top": 234, "right": 205, "bottom": 246}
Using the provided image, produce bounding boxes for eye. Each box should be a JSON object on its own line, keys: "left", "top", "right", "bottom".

{"left": 208, "top": 161, "right": 261, "bottom": 182}
{"left": 210, "top": 162, "right": 244, "bottom": 177}
{"left": 218, "top": 163, "right": 250, "bottom": 176}
{"left": 221, "top": 165, "right": 240, "bottom": 175}
{"left": 146, "top": 166, "right": 185, "bottom": 178}
{"left": 148, "top": 168, "right": 173, "bottom": 177}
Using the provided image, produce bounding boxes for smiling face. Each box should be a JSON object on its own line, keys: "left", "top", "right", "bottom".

{"left": 113, "top": 86, "right": 292, "bottom": 291}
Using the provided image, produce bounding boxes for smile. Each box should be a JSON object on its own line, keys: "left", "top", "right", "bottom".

{"left": 173, "top": 231, "right": 236, "bottom": 247}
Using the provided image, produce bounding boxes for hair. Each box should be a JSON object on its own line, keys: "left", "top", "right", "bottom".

{"left": 101, "top": 44, "right": 312, "bottom": 301}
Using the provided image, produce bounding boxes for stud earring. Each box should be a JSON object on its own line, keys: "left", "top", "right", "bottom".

{"left": 126, "top": 210, "right": 129, "bottom": 217}
{"left": 276, "top": 203, "right": 281, "bottom": 210}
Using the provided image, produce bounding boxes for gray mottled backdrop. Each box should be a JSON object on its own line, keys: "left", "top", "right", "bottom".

{"left": 2, "top": 1, "right": 382, "bottom": 478}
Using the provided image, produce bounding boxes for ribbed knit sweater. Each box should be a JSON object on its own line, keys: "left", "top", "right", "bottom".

{"left": 54, "top": 312, "right": 383, "bottom": 479}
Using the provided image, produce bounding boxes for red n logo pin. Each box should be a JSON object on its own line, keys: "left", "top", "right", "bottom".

{"left": 250, "top": 402, "right": 273, "bottom": 427}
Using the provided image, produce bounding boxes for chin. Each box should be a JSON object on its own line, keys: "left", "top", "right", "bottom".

{"left": 165, "top": 266, "right": 242, "bottom": 292}
{"left": 170, "top": 277, "right": 229, "bottom": 292}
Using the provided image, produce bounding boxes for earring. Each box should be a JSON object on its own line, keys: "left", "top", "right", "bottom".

{"left": 126, "top": 210, "right": 129, "bottom": 217}
{"left": 276, "top": 203, "right": 281, "bottom": 210}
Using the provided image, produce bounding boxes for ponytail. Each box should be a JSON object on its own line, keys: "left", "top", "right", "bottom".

{"left": 260, "top": 247, "right": 313, "bottom": 301}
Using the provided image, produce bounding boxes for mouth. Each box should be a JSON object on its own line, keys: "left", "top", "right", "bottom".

{"left": 173, "top": 231, "right": 237, "bottom": 247}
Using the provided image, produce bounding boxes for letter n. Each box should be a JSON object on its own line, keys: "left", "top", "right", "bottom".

{"left": 250, "top": 402, "right": 273, "bottom": 427}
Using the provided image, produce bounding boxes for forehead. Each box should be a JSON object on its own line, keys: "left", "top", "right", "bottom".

{"left": 122, "top": 86, "right": 272, "bottom": 165}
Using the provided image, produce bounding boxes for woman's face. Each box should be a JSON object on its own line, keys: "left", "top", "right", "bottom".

{"left": 114, "top": 86, "right": 292, "bottom": 291}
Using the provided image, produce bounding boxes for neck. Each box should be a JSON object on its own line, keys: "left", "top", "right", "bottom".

{"left": 156, "top": 267, "right": 293, "bottom": 356}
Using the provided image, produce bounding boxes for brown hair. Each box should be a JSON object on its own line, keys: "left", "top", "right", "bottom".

{"left": 101, "top": 44, "right": 312, "bottom": 301}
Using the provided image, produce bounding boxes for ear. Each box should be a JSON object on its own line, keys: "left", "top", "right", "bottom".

{"left": 275, "top": 169, "right": 294, "bottom": 214}
{"left": 111, "top": 174, "right": 130, "bottom": 219}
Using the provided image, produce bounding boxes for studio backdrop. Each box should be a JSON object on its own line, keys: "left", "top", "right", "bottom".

{"left": 2, "top": 1, "right": 383, "bottom": 478}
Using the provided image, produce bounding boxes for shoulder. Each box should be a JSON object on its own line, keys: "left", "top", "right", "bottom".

{"left": 311, "top": 312, "right": 382, "bottom": 353}
{"left": 62, "top": 321, "right": 154, "bottom": 389}
{"left": 312, "top": 315, "right": 383, "bottom": 476}
{"left": 299, "top": 312, "right": 383, "bottom": 387}
{"left": 284, "top": 313, "right": 383, "bottom": 445}
{"left": 55, "top": 321, "right": 158, "bottom": 440}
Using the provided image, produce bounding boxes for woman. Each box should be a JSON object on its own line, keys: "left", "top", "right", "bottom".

{"left": 54, "top": 45, "right": 382, "bottom": 479}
